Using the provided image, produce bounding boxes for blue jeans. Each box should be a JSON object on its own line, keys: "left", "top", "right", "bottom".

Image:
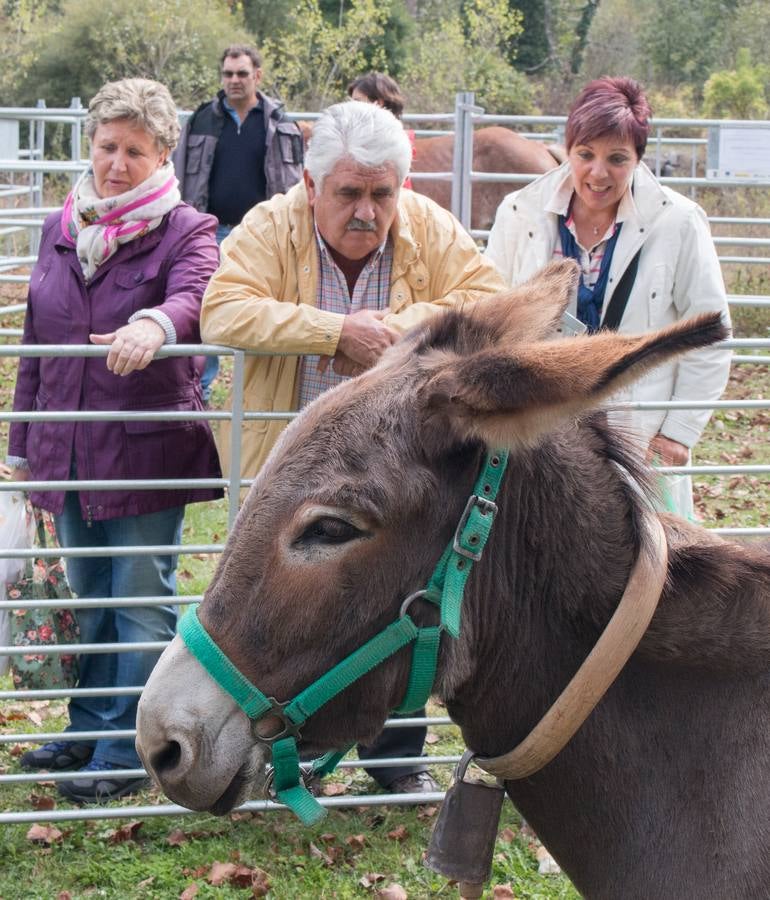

{"left": 201, "top": 223, "right": 234, "bottom": 404}
{"left": 54, "top": 492, "right": 184, "bottom": 767}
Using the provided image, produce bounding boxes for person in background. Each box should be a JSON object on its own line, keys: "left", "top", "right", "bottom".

{"left": 200, "top": 100, "right": 506, "bottom": 795}
{"left": 174, "top": 44, "right": 304, "bottom": 403}
{"left": 347, "top": 72, "right": 415, "bottom": 189}
{"left": 9, "top": 78, "right": 223, "bottom": 803}
{"left": 486, "top": 76, "right": 732, "bottom": 519}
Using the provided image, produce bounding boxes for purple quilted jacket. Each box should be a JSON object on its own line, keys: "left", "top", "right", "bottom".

{"left": 8, "top": 203, "right": 224, "bottom": 520}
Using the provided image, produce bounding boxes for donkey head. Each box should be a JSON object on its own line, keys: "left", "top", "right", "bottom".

{"left": 137, "top": 260, "right": 727, "bottom": 814}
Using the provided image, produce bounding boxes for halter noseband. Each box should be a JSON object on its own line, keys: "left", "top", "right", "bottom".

{"left": 178, "top": 450, "right": 509, "bottom": 824}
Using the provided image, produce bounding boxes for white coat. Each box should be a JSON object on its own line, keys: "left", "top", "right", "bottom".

{"left": 485, "top": 162, "right": 732, "bottom": 517}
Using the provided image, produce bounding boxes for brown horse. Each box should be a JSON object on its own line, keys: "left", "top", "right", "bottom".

{"left": 297, "top": 122, "right": 560, "bottom": 229}
{"left": 411, "top": 125, "right": 561, "bottom": 229}
{"left": 137, "top": 261, "right": 770, "bottom": 899}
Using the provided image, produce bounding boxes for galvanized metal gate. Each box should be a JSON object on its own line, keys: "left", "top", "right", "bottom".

{"left": 0, "top": 96, "right": 768, "bottom": 826}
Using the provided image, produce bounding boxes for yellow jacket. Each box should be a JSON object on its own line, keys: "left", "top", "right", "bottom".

{"left": 201, "top": 182, "right": 506, "bottom": 477}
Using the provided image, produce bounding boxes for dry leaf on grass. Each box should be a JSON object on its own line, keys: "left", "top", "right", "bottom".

{"left": 416, "top": 805, "right": 438, "bottom": 820}
{"left": 375, "top": 884, "right": 408, "bottom": 900}
{"left": 308, "top": 842, "right": 335, "bottom": 866}
{"left": 387, "top": 825, "right": 409, "bottom": 842}
{"left": 107, "top": 820, "right": 143, "bottom": 844}
{"left": 360, "top": 872, "right": 386, "bottom": 889}
{"left": 179, "top": 884, "right": 199, "bottom": 900}
{"left": 535, "top": 844, "right": 562, "bottom": 874}
{"left": 208, "top": 862, "right": 238, "bottom": 886}
{"left": 498, "top": 826, "right": 516, "bottom": 843}
{"left": 166, "top": 828, "right": 188, "bottom": 846}
{"left": 492, "top": 885, "right": 516, "bottom": 898}
{"left": 56, "top": 892, "right": 72, "bottom": 900}
{"left": 27, "top": 824, "right": 63, "bottom": 844}
{"left": 345, "top": 833, "right": 367, "bottom": 851}
{"left": 424, "top": 732, "right": 440, "bottom": 744}
{"left": 29, "top": 793, "right": 56, "bottom": 811}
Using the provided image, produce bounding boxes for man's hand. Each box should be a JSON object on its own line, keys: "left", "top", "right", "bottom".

{"left": 317, "top": 352, "right": 367, "bottom": 378}
{"left": 336, "top": 309, "right": 398, "bottom": 369}
{"left": 90, "top": 319, "right": 166, "bottom": 376}
{"left": 647, "top": 433, "right": 689, "bottom": 466}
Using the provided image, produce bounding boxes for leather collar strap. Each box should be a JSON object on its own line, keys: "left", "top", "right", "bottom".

{"left": 177, "top": 449, "right": 508, "bottom": 824}
{"left": 473, "top": 506, "right": 668, "bottom": 780}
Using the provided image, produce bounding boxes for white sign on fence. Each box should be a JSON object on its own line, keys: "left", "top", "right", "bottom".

{"left": 707, "top": 124, "right": 770, "bottom": 180}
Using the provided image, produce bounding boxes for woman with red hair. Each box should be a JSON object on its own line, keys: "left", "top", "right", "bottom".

{"left": 486, "top": 77, "right": 731, "bottom": 519}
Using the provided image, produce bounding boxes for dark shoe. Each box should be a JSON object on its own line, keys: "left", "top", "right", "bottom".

{"left": 386, "top": 771, "right": 439, "bottom": 794}
{"left": 57, "top": 760, "right": 150, "bottom": 804}
{"left": 19, "top": 741, "right": 94, "bottom": 771}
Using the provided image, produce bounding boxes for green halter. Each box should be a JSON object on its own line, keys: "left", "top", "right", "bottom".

{"left": 178, "top": 449, "right": 509, "bottom": 824}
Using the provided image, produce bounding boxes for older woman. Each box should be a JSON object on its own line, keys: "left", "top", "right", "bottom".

{"left": 8, "top": 78, "right": 222, "bottom": 802}
{"left": 486, "top": 77, "right": 732, "bottom": 518}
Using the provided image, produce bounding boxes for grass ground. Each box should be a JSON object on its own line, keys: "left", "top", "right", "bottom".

{"left": 0, "top": 269, "right": 767, "bottom": 900}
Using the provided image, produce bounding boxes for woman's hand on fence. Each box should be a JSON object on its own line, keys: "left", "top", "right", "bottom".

{"left": 647, "top": 433, "right": 689, "bottom": 466}
{"left": 90, "top": 320, "right": 166, "bottom": 376}
{"left": 1, "top": 463, "right": 29, "bottom": 482}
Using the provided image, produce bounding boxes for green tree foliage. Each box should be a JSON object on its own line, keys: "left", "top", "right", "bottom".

{"left": 400, "top": 0, "right": 535, "bottom": 113}
{"left": 703, "top": 49, "right": 769, "bottom": 120}
{"left": 261, "top": 0, "right": 391, "bottom": 109}
{"left": 639, "top": 0, "right": 731, "bottom": 89}
{"left": 15, "top": 0, "right": 250, "bottom": 108}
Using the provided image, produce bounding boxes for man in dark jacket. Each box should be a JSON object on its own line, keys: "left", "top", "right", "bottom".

{"left": 173, "top": 44, "right": 304, "bottom": 399}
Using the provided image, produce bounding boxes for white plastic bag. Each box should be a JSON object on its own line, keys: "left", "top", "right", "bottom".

{"left": 0, "top": 491, "right": 30, "bottom": 676}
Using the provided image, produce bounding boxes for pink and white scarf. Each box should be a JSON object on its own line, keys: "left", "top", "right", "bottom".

{"left": 61, "top": 161, "right": 181, "bottom": 279}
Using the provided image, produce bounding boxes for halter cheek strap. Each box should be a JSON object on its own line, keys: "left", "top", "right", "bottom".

{"left": 178, "top": 450, "right": 509, "bottom": 824}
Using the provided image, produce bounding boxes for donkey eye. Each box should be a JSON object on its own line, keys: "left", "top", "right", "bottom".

{"left": 297, "top": 517, "right": 362, "bottom": 545}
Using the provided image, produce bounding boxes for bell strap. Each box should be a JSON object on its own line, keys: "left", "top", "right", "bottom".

{"left": 474, "top": 507, "right": 668, "bottom": 780}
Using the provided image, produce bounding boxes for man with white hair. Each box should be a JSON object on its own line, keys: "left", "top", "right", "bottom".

{"left": 200, "top": 100, "right": 505, "bottom": 795}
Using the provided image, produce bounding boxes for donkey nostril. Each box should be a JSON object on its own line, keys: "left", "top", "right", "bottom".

{"left": 152, "top": 740, "right": 182, "bottom": 775}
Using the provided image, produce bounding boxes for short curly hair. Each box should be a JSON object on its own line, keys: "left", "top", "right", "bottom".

{"left": 85, "top": 78, "right": 180, "bottom": 152}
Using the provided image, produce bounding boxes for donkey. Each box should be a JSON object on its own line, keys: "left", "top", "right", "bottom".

{"left": 137, "top": 261, "right": 770, "bottom": 899}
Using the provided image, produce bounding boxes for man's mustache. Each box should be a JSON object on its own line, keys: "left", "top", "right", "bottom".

{"left": 346, "top": 218, "right": 376, "bottom": 232}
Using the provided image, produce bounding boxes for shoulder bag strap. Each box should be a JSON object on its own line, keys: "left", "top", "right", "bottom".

{"left": 602, "top": 247, "right": 642, "bottom": 331}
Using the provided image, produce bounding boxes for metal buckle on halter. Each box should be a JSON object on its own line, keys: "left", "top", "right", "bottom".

{"left": 262, "top": 761, "right": 316, "bottom": 801}
{"left": 251, "top": 697, "right": 303, "bottom": 744}
{"left": 452, "top": 494, "right": 498, "bottom": 562}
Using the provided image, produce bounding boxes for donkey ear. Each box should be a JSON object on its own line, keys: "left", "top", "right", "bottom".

{"left": 420, "top": 312, "right": 728, "bottom": 450}
{"left": 474, "top": 259, "right": 581, "bottom": 343}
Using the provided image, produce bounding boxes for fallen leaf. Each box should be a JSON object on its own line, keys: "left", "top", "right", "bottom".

{"left": 26, "top": 710, "right": 43, "bottom": 726}
{"left": 387, "top": 825, "right": 408, "bottom": 842}
{"left": 319, "top": 832, "right": 337, "bottom": 844}
{"left": 536, "top": 844, "right": 562, "bottom": 874}
{"left": 424, "top": 732, "right": 440, "bottom": 744}
{"left": 309, "top": 842, "right": 335, "bottom": 866}
{"left": 376, "top": 885, "right": 408, "bottom": 900}
{"left": 137, "top": 876, "right": 155, "bottom": 889}
{"left": 107, "top": 820, "right": 143, "bottom": 844}
{"left": 56, "top": 893, "right": 72, "bottom": 900}
{"left": 166, "top": 828, "right": 188, "bottom": 846}
{"left": 251, "top": 867, "right": 271, "bottom": 897}
{"left": 498, "top": 827, "right": 516, "bottom": 843}
{"left": 179, "top": 885, "right": 199, "bottom": 900}
{"left": 345, "top": 834, "right": 367, "bottom": 851}
{"left": 416, "top": 805, "right": 438, "bottom": 820}
{"left": 27, "top": 824, "right": 63, "bottom": 845}
{"left": 492, "top": 885, "right": 515, "bottom": 898}
{"left": 230, "top": 864, "right": 257, "bottom": 887}
{"left": 360, "top": 872, "right": 386, "bottom": 889}
{"left": 208, "top": 861, "right": 237, "bottom": 886}
{"left": 29, "top": 793, "right": 56, "bottom": 811}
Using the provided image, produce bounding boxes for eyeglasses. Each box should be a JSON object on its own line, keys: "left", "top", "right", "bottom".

{"left": 222, "top": 69, "right": 252, "bottom": 79}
